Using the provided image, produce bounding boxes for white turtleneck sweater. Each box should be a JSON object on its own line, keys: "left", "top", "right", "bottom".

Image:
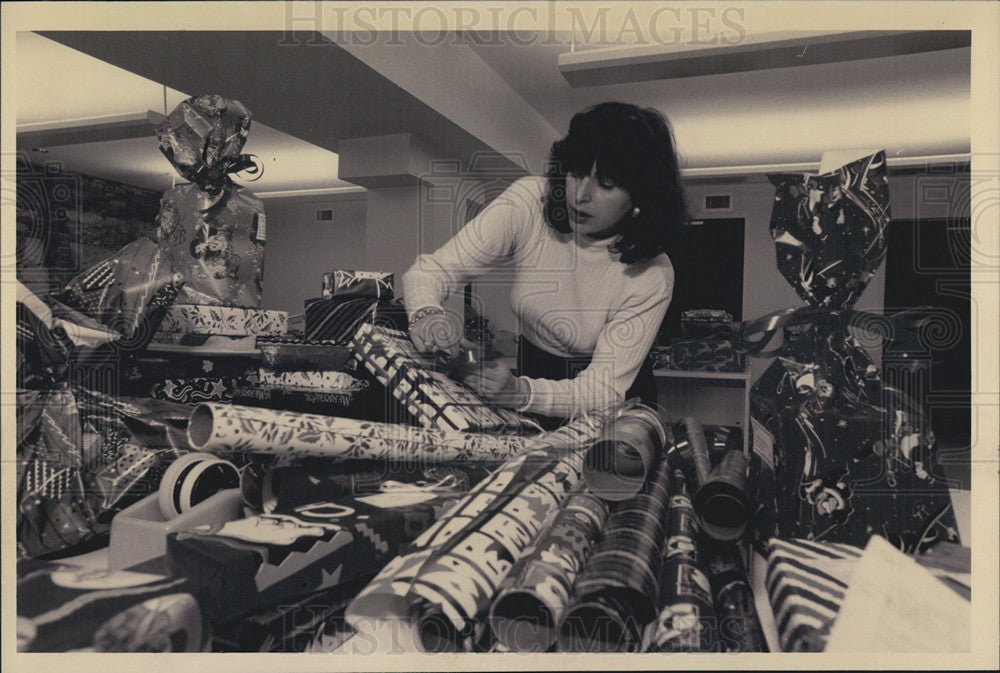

{"left": 402, "top": 176, "right": 674, "bottom": 418}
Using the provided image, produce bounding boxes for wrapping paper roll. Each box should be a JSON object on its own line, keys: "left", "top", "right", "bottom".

{"left": 352, "top": 323, "right": 541, "bottom": 433}
{"left": 186, "top": 402, "right": 532, "bottom": 465}
{"left": 16, "top": 562, "right": 206, "bottom": 652}
{"left": 256, "top": 336, "right": 355, "bottom": 373}
{"left": 583, "top": 404, "right": 669, "bottom": 501}
{"left": 488, "top": 489, "right": 610, "bottom": 651}
{"left": 559, "top": 449, "right": 673, "bottom": 652}
{"left": 230, "top": 384, "right": 369, "bottom": 419}
{"left": 149, "top": 377, "right": 244, "bottom": 404}
{"left": 345, "top": 411, "right": 611, "bottom": 652}
{"left": 641, "top": 469, "right": 718, "bottom": 653}
{"left": 704, "top": 546, "right": 768, "bottom": 652}
{"left": 695, "top": 449, "right": 751, "bottom": 542}
{"left": 670, "top": 417, "right": 713, "bottom": 490}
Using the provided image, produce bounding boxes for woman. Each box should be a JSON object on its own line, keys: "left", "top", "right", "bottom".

{"left": 403, "top": 102, "right": 689, "bottom": 421}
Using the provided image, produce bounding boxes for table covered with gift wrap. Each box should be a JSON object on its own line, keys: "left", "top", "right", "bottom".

{"left": 741, "top": 150, "right": 960, "bottom": 555}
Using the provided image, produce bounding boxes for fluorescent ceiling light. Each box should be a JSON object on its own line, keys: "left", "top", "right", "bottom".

{"left": 559, "top": 30, "right": 971, "bottom": 86}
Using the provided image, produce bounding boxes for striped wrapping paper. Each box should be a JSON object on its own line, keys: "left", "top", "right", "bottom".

{"left": 764, "top": 537, "right": 863, "bottom": 652}
{"left": 351, "top": 323, "right": 540, "bottom": 433}
{"left": 304, "top": 296, "right": 379, "bottom": 343}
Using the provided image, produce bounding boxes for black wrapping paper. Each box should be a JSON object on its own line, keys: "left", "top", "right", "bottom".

{"left": 745, "top": 151, "right": 959, "bottom": 554}
{"left": 704, "top": 546, "right": 768, "bottom": 652}
{"left": 256, "top": 336, "right": 355, "bottom": 372}
{"left": 16, "top": 561, "right": 207, "bottom": 652}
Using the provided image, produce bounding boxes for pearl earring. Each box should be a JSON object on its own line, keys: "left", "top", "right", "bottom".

{"left": 632, "top": 207, "right": 641, "bottom": 218}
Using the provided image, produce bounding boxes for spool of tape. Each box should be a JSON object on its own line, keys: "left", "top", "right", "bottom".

{"left": 159, "top": 453, "right": 217, "bottom": 520}
{"left": 178, "top": 458, "right": 239, "bottom": 515}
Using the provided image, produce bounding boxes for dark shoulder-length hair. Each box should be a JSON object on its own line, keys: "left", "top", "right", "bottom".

{"left": 543, "top": 102, "right": 690, "bottom": 264}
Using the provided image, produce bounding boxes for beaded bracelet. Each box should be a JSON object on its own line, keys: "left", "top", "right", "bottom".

{"left": 408, "top": 305, "right": 446, "bottom": 329}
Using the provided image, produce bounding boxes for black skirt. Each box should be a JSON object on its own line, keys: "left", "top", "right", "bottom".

{"left": 516, "top": 335, "right": 657, "bottom": 421}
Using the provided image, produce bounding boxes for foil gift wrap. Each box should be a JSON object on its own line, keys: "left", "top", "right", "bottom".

{"left": 641, "top": 469, "right": 718, "bottom": 653}
{"left": 768, "top": 151, "right": 890, "bottom": 309}
{"left": 157, "top": 304, "right": 288, "bottom": 337}
{"left": 256, "top": 335, "right": 355, "bottom": 372}
{"left": 166, "top": 490, "right": 461, "bottom": 624}
{"left": 582, "top": 404, "right": 669, "bottom": 502}
{"left": 153, "top": 183, "right": 266, "bottom": 308}
{"left": 704, "top": 546, "right": 768, "bottom": 652}
{"left": 352, "top": 323, "right": 541, "bottom": 433}
{"left": 345, "top": 412, "right": 610, "bottom": 652}
{"left": 559, "top": 448, "right": 673, "bottom": 652}
{"left": 16, "top": 561, "right": 207, "bottom": 652}
{"left": 323, "top": 270, "right": 395, "bottom": 300}
{"left": 185, "top": 402, "right": 532, "bottom": 466}
{"left": 17, "top": 388, "right": 192, "bottom": 558}
{"left": 488, "top": 489, "right": 610, "bottom": 652}
{"left": 56, "top": 236, "right": 185, "bottom": 350}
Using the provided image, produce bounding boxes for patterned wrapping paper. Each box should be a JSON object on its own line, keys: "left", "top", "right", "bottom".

{"left": 121, "top": 354, "right": 261, "bottom": 387}
{"left": 559, "top": 448, "right": 674, "bottom": 652}
{"left": 166, "top": 490, "right": 461, "bottom": 624}
{"left": 582, "top": 404, "right": 669, "bottom": 502}
{"left": 323, "top": 270, "right": 394, "bottom": 300}
{"left": 56, "top": 236, "right": 186, "bottom": 351}
{"left": 257, "top": 336, "right": 355, "bottom": 372}
{"left": 641, "top": 469, "right": 718, "bottom": 653}
{"left": 680, "top": 310, "right": 736, "bottom": 339}
{"left": 147, "top": 332, "right": 259, "bottom": 352}
{"left": 185, "top": 402, "right": 533, "bottom": 466}
{"left": 704, "top": 546, "right": 768, "bottom": 652}
{"left": 345, "top": 411, "right": 611, "bottom": 652}
{"left": 17, "top": 389, "right": 192, "bottom": 558}
{"left": 352, "top": 323, "right": 541, "bottom": 433}
{"left": 652, "top": 338, "right": 745, "bottom": 373}
{"left": 230, "top": 385, "right": 370, "bottom": 419}
{"left": 149, "top": 377, "right": 245, "bottom": 404}
{"left": 16, "top": 561, "right": 207, "bottom": 652}
{"left": 488, "top": 488, "right": 610, "bottom": 652}
{"left": 157, "top": 304, "right": 288, "bottom": 337}
{"left": 256, "top": 368, "right": 365, "bottom": 391}
{"left": 304, "top": 296, "right": 379, "bottom": 343}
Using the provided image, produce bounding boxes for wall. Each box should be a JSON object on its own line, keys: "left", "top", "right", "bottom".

{"left": 260, "top": 194, "right": 367, "bottom": 315}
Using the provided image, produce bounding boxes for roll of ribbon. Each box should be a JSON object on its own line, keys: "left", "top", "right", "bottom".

{"left": 158, "top": 452, "right": 238, "bottom": 520}
{"left": 583, "top": 404, "right": 669, "bottom": 502}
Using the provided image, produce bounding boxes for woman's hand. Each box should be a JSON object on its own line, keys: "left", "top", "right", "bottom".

{"left": 408, "top": 307, "right": 462, "bottom": 357}
{"left": 461, "top": 361, "right": 529, "bottom": 409}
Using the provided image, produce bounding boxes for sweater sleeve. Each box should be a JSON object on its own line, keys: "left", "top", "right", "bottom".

{"left": 400, "top": 177, "right": 543, "bottom": 318}
{"left": 519, "top": 260, "right": 674, "bottom": 418}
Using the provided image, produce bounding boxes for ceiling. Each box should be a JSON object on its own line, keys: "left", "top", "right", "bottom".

{"left": 16, "top": 27, "right": 972, "bottom": 196}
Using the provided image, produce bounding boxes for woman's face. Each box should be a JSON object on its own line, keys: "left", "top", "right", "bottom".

{"left": 565, "top": 163, "right": 634, "bottom": 240}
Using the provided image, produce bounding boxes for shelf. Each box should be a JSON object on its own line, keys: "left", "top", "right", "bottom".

{"left": 653, "top": 368, "right": 750, "bottom": 381}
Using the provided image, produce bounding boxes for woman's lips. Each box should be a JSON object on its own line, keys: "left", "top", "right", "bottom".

{"left": 569, "top": 205, "right": 591, "bottom": 222}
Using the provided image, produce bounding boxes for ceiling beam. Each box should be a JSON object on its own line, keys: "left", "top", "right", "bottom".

{"left": 559, "top": 30, "right": 971, "bottom": 86}
{"left": 16, "top": 110, "right": 164, "bottom": 150}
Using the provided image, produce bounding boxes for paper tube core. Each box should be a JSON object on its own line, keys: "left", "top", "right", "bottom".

{"left": 490, "top": 593, "right": 557, "bottom": 652}
{"left": 188, "top": 404, "right": 216, "bottom": 448}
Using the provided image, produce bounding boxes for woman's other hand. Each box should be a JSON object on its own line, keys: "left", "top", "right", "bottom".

{"left": 408, "top": 307, "right": 462, "bottom": 357}
{"left": 461, "top": 361, "right": 529, "bottom": 409}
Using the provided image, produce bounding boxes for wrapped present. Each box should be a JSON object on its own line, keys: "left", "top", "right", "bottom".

{"left": 157, "top": 304, "right": 287, "bottom": 337}
{"left": 166, "top": 489, "right": 462, "bottom": 623}
{"left": 304, "top": 296, "right": 408, "bottom": 343}
{"left": 351, "top": 323, "right": 541, "bottom": 433}
{"left": 743, "top": 151, "right": 958, "bottom": 554}
{"left": 16, "top": 561, "right": 207, "bottom": 652}
{"left": 17, "top": 389, "right": 193, "bottom": 558}
{"left": 257, "top": 368, "right": 364, "bottom": 391}
{"left": 680, "top": 309, "right": 735, "bottom": 338}
{"left": 120, "top": 354, "right": 260, "bottom": 394}
{"left": 345, "top": 412, "right": 612, "bottom": 652}
{"left": 147, "top": 332, "right": 259, "bottom": 352}
{"left": 149, "top": 377, "right": 244, "bottom": 404}
{"left": 489, "top": 488, "right": 610, "bottom": 652}
{"left": 230, "top": 384, "right": 370, "bottom": 419}
{"left": 154, "top": 95, "right": 265, "bottom": 308}
{"left": 658, "top": 338, "right": 744, "bottom": 372}
{"left": 185, "top": 402, "right": 532, "bottom": 466}
{"left": 56, "top": 236, "right": 185, "bottom": 351}
{"left": 257, "top": 335, "right": 354, "bottom": 372}
{"left": 323, "top": 270, "right": 394, "bottom": 300}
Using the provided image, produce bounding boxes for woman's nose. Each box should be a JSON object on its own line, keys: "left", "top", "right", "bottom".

{"left": 575, "top": 176, "right": 593, "bottom": 202}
